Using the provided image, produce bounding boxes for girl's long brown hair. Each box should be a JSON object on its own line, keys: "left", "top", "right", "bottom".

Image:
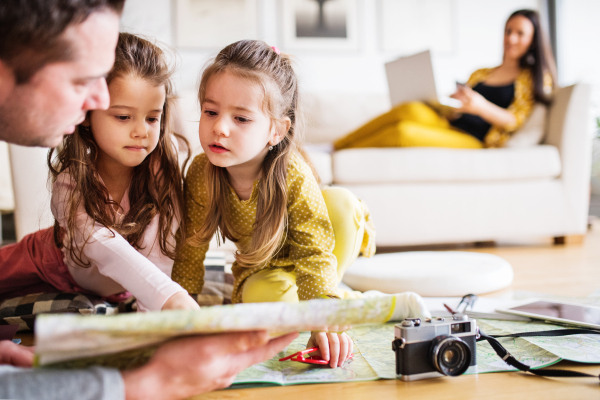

{"left": 48, "top": 32, "right": 190, "bottom": 267}
{"left": 190, "top": 40, "right": 315, "bottom": 269}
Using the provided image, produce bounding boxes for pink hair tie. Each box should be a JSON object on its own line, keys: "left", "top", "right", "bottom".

{"left": 271, "top": 46, "right": 280, "bottom": 55}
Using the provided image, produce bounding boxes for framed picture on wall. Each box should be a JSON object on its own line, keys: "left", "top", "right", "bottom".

{"left": 173, "top": 0, "right": 259, "bottom": 48}
{"left": 379, "top": 0, "right": 455, "bottom": 54}
{"left": 281, "top": 0, "right": 359, "bottom": 51}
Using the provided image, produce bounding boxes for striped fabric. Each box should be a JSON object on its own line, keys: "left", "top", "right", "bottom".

{"left": 0, "top": 292, "right": 118, "bottom": 332}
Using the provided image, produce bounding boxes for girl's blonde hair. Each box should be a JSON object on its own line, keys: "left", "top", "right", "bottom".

{"left": 191, "top": 39, "right": 315, "bottom": 268}
{"left": 48, "top": 32, "right": 190, "bottom": 267}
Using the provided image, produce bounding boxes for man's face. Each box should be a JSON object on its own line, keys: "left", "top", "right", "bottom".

{"left": 0, "top": 11, "right": 120, "bottom": 147}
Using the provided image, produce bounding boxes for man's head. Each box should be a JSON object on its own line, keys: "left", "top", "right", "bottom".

{"left": 0, "top": 0, "right": 124, "bottom": 147}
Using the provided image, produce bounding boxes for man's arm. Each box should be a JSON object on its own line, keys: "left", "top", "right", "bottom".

{"left": 0, "top": 331, "right": 297, "bottom": 400}
{"left": 0, "top": 365, "right": 124, "bottom": 400}
{"left": 123, "top": 331, "right": 297, "bottom": 400}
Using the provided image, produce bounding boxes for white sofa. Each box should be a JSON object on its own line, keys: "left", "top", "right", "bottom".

{"left": 302, "top": 84, "right": 592, "bottom": 246}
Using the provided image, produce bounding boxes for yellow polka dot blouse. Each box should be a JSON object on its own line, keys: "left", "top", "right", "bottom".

{"left": 171, "top": 152, "right": 340, "bottom": 303}
{"left": 467, "top": 68, "right": 552, "bottom": 148}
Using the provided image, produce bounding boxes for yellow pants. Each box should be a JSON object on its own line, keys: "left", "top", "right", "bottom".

{"left": 241, "top": 187, "right": 371, "bottom": 303}
{"left": 333, "top": 102, "right": 483, "bottom": 150}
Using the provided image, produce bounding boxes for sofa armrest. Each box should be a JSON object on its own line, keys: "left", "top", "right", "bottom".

{"left": 544, "top": 84, "right": 592, "bottom": 233}
{"left": 8, "top": 144, "right": 53, "bottom": 241}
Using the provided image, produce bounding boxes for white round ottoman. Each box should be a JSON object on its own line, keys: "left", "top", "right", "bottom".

{"left": 342, "top": 251, "right": 513, "bottom": 296}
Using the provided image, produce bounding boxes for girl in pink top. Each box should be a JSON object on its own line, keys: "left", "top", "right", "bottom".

{"left": 0, "top": 33, "right": 199, "bottom": 312}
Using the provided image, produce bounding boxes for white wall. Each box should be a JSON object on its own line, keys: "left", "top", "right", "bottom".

{"left": 120, "top": 0, "right": 541, "bottom": 98}
{"left": 557, "top": 0, "right": 600, "bottom": 126}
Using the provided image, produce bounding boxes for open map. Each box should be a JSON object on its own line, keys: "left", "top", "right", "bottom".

{"left": 234, "top": 316, "right": 600, "bottom": 386}
{"left": 34, "top": 296, "right": 399, "bottom": 367}
{"left": 233, "top": 320, "right": 568, "bottom": 386}
{"left": 34, "top": 296, "right": 600, "bottom": 386}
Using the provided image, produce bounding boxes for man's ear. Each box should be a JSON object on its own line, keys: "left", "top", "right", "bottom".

{"left": 270, "top": 117, "right": 291, "bottom": 146}
{"left": 0, "top": 59, "right": 16, "bottom": 107}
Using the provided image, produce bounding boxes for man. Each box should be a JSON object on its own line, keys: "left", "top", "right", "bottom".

{"left": 0, "top": 2, "right": 296, "bottom": 399}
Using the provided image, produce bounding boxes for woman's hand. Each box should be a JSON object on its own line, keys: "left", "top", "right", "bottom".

{"left": 450, "top": 84, "right": 517, "bottom": 129}
{"left": 161, "top": 291, "right": 201, "bottom": 311}
{"left": 307, "top": 330, "right": 354, "bottom": 368}
{"left": 450, "top": 85, "right": 489, "bottom": 116}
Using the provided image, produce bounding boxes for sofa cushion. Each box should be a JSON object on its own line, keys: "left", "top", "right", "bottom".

{"left": 332, "top": 145, "right": 562, "bottom": 184}
{"left": 305, "top": 148, "right": 333, "bottom": 185}
{"left": 506, "top": 104, "right": 547, "bottom": 147}
{"left": 302, "top": 92, "right": 390, "bottom": 144}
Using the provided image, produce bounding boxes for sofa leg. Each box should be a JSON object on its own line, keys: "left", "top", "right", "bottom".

{"left": 553, "top": 235, "right": 585, "bottom": 245}
{"left": 474, "top": 241, "right": 496, "bottom": 247}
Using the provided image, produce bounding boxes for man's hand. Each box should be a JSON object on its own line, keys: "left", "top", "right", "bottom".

{"left": 306, "top": 330, "right": 354, "bottom": 369}
{"left": 161, "top": 291, "right": 200, "bottom": 311}
{"left": 0, "top": 341, "right": 35, "bottom": 367}
{"left": 123, "top": 331, "right": 297, "bottom": 400}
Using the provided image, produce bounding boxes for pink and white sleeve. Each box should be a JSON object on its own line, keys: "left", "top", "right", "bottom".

{"left": 51, "top": 174, "right": 186, "bottom": 311}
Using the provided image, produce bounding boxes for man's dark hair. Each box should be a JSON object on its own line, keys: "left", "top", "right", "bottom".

{"left": 0, "top": 0, "right": 125, "bottom": 84}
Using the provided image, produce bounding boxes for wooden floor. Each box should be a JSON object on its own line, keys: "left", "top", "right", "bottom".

{"left": 195, "top": 222, "right": 600, "bottom": 400}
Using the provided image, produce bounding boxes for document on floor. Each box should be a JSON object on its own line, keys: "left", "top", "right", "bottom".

{"left": 35, "top": 294, "right": 600, "bottom": 385}
{"left": 233, "top": 317, "right": 600, "bottom": 387}
{"left": 423, "top": 296, "right": 532, "bottom": 321}
{"left": 34, "top": 296, "right": 399, "bottom": 368}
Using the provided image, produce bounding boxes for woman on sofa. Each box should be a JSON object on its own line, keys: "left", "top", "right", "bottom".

{"left": 334, "top": 9, "right": 557, "bottom": 150}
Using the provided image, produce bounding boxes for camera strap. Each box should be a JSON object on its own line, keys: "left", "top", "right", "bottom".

{"left": 477, "top": 328, "right": 600, "bottom": 380}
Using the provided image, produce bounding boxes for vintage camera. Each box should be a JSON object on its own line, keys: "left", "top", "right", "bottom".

{"left": 392, "top": 314, "right": 478, "bottom": 381}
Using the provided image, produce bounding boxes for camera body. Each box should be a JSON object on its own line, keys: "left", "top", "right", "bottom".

{"left": 392, "top": 315, "right": 478, "bottom": 381}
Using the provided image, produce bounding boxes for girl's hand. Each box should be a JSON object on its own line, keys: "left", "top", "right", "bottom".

{"left": 307, "top": 330, "right": 354, "bottom": 368}
{"left": 162, "top": 291, "right": 201, "bottom": 311}
{"left": 450, "top": 85, "right": 488, "bottom": 116}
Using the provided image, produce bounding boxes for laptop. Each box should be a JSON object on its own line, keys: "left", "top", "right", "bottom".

{"left": 385, "top": 50, "right": 462, "bottom": 109}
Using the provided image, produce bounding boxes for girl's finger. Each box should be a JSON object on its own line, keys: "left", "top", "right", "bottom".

{"left": 348, "top": 336, "right": 354, "bottom": 360}
{"left": 315, "top": 332, "right": 330, "bottom": 361}
{"left": 327, "top": 332, "right": 340, "bottom": 368}
{"left": 338, "top": 333, "right": 349, "bottom": 367}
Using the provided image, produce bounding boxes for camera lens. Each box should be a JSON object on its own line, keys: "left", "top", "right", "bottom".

{"left": 429, "top": 335, "right": 471, "bottom": 376}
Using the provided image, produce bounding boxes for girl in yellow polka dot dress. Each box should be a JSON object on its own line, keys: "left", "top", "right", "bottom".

{"left": 172, "top": 40, "right": 427, "bottom": 368}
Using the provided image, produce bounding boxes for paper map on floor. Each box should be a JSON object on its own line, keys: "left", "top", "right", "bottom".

{"left": 34, "top": 296, "right": 397, "bottom": 367}
{"left": 234, "top": 318, "right": 600, "bottom": 386}
{"left": 34, "top": 296, "right": 600, "bottom": 386}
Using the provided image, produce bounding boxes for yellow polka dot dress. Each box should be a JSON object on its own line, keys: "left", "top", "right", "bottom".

{"left": 171, "top": 152, "right": 340, "bottom": 303}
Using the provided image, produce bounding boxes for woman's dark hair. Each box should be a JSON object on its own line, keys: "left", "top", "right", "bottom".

{"left": 507, "top": 9, "right": 557, "bottom": 104}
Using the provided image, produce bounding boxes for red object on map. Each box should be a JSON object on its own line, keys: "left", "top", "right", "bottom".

{"left": 279, "top": 347, "right": 354, "bottom": 365}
